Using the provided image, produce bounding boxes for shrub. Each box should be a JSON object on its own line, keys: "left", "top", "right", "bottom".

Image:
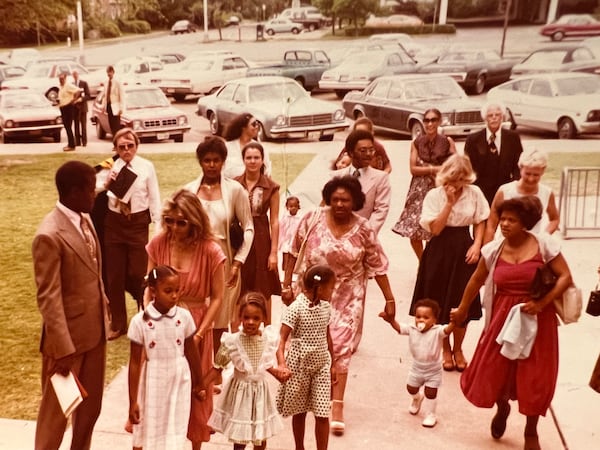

{"left": 86, "top": 16, "right": 121, "bottom": 38}
{"left": 343, "top": 24, "right": 456, "bottom": 37}
{"left": 119, "top": 19, "right": 151, "bottom": 34}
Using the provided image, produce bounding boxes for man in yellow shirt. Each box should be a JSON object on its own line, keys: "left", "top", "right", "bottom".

{"left": 57, "top": 72, "right": 81, "bottom": 152}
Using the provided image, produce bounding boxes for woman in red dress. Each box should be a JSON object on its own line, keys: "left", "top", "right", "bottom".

{"left": 452, "top": 196, "right": 573, "bottom": 450}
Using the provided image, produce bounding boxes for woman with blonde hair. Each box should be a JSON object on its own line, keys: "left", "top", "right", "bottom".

{"left": 484, "top": 147, "right": 559, "bottom": 243}
{"left": 409, "top": 154, "right": 490, "bottom": 372}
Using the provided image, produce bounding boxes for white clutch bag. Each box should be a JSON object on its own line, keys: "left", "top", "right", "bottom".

{"left": 554, "top": 285, "right": 582, "bottom": 325}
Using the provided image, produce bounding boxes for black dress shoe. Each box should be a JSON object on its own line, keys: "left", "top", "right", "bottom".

{"left": 491, "top": 402, "right": 511, "bottom": 439}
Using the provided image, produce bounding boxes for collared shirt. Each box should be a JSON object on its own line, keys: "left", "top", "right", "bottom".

{"left": 486, "top": 127, "right": 502, "bottom": 154}
{"left": 56, "top": 201, "right": 89, "bottom": 239}
{"left": 106, "top": 155, "right": 162, "bottom": 226}
{"left": 58, "top": 81, "right": 79, "bottom": 107}
{"left": 348, "top": 165, "right": 362, "bottom": 178}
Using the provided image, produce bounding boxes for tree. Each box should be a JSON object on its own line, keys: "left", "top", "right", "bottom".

{"left": 332, "top": 0, "right": 378, "bottom": 34}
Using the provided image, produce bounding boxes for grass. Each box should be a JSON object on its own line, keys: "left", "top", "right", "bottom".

{"left": 0, "top": 151, "right": 313, "bottom": 420}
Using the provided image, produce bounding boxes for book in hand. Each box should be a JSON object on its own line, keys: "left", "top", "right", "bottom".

{"left": 50, "top": 371, "right": 88, "bottom": 417}
{"left": 108, "top": 165, "right": 138, "bottom": 200}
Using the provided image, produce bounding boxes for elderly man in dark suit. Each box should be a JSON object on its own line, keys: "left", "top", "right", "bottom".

{"left": 33, "top": 161, "right": 110, "bottom": 450}
{"left": 464, "top": 102, "right": 523, "bottom": 205}
{"left": 72, "top": 69, "right": 90, "bottom": 147}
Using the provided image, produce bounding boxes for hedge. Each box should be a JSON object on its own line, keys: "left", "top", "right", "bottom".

{"left": 343, "top": 24, "right": 456, "bottom": 37}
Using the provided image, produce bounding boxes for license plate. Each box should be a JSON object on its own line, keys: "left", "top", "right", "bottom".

{"left": 156, "top": 132, "right": 170, "bottom": 140}
{"left": 166, "top": 88, "right": 175, "bottom": 93}
{"left": 308, "top": 131, "right": 320, "bottom": 140}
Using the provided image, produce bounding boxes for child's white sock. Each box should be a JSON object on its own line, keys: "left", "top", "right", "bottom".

{"left": 422, "top": 398, "right": 437, "bottom": 428}
{"left": 408, "top": 392, "right": 424, "bottom": 415}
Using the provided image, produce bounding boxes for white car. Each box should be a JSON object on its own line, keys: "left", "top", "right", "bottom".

{"left": 2, "top": 61, "right": 105, "bottom": 103}
{"left": 488, "top": 72, "right": 600, "bottom": 139}
{"left": 149, "top": 54, "right": 250, "bottom": 101}
{"left": 264, "top": 18, "right": 303, "bottom": 35}
{"left": 113, "top": 56, "right": 165, "bottom": 85}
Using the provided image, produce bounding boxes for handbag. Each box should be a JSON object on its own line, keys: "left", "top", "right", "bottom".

{"left": 554, "top": 285, "right": 582, "bottom": 325}
{"left": 585, "top": 274, "right": 600, "bottom": 316}
{"left": 229, "top": 217, "right": 244, "bottom": 251}
{"left": 530, "top": 263, "right": 557, "bottom": 300}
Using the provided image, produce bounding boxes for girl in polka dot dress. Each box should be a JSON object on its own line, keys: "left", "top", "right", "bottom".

{"left": 204, "top": 292, "right": 290, "bottom": 450}
{"left": 127, "top": 265, "right": 205, "bottom": 450}
{"left": 276, "top": 265, "right": 337, "bottom": 450}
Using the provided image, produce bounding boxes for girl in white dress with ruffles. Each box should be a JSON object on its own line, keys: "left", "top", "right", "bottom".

{"left": 204, "top": 292, "right": 290, "bottom": 450}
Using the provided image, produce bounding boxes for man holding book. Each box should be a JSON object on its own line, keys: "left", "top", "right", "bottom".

{"left": 32, "top": 160, "right": 110, "bottom": 449}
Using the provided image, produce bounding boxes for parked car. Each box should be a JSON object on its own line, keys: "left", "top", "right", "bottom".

{"left": 1, "top": 61, "right": 105, "bottom": 103}
{"left": 540, "top": 14, "right": 600, "bottom": 41}
{"left": 319, "top": 49, "right": 418, "bottom": 98}
{"left": 417, "top": 49, "right": 518, "bottom": 94}
{"left": 488, "top": 72, "right": 600, "bottom": 139}
{"left": 327, "top": 43, "right": 394, "bottom": 67}
{"left": 246, "top": 49, "right": 331, "bottom": 91}
{"left": 5, "top": 48, "right": 41, "bottom": 67}
{"left": 23, "top": 55, "right": 78, "bottom": 70}
{"left": 0, "top": 65, "right": 26, "bottom": 88}
{"left": 150, "top": 54, "right": 251, "bottom": 101}
{"left": 342, "top": 74, "right": 486, "bottom": 139}
{"left": 365, "top": 14, "right": 424, "bottom": 27}
{"left": 0, "top": 90, "right": 63, "bottom": 143}
{"left": 264, "top": 18, "right": 303, "bottom": 35}
{"left": 91, "top": 85, "right": 190, "bottom": 142}
{"left": 511, "top": 45, "right": 600, "bottom": 76}
{"left": 279, "top": 6, "right": 328, "bottom": 31}
{"left": 151, "top": 53, "right": 186, "bottom": 65}
{"left": 113, "top": 56, "right": 165, "bottom": 85}
{"left": 196, "top": 76, "right": 349, "bottom": 141}
{"left": 171, "top": 20, "right": 197, "bottom": 34}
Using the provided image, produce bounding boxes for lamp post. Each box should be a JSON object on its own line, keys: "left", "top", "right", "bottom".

{"left": 203, "top": 0, "right": 209, "bottom": 42}
{"left": 262, "top": 4, "right": 266, "bottom": 22}
{"left": 76, "top": 1, "right": 85, "bottom": 65}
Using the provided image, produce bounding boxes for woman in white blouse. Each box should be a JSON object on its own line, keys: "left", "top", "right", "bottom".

{"left": 409, "top": 154, "right": 490, "bottom": 372}
{"left": 484, "top": 147, "right": 559, "bottom": 244}
{"left": 222, "top": 113, "right": 272, "bottom": 178}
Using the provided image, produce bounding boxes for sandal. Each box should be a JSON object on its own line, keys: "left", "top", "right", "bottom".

{"left": 453, "top": 350, "right": 468, "bottom": 372}
{"left": 442, "top": 350, "right": 455, "bottom": 371}
{"left": 331, "top": 400, "right": 345, "bottom": 436}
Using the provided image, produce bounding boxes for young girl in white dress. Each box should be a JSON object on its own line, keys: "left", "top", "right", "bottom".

{"left": 276, "top": 264, "right": 337, "bottom": 450}
{"left": 205, "top": 292, "right": 290, "bottom": 450}
{"left": 127, "top": 265, "right": 204, "bottom": 450}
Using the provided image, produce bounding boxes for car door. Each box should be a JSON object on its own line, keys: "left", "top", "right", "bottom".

{"left": 220, "top": 83, "right": 247, "bottom": 125}
{"left": 360, "top": 79, "right": 391, "bottom": 127}
{"left": 497, "top": 78, "right": 531, "bottom": 125}
{"left": 522, "top": 78, "right": 555, "bottom": 131}
{"left": 381, "top": 77, "right": 411, "bottom": 132}
{"left": 213, "top": 82, "right": 238, "bottom": 124}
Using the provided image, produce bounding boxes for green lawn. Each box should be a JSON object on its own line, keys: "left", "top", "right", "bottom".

{"left": 0, "top": 151, "right": 313, "bottom": 420}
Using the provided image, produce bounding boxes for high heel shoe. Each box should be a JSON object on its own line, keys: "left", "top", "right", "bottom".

{"left": 331, "top": 400, "right": 345, "bottom": 436}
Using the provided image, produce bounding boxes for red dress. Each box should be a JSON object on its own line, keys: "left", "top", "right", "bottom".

{"left": 460, "top": 253, "right": 559, "bottom": 416}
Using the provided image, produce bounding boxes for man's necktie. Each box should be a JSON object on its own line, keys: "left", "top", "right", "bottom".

{"left": 107, "top": 79, "right": 112, "bottom": 105}
{"left": 80, "top": 216, "right": 97, "bottom": 262}
{"left": 489, "top": 133, "right": 498, "bottom": 154}
{"left": 353, "top": 169, "right": 360, "bottom": 178}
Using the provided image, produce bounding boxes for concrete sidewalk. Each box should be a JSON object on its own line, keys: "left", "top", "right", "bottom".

{"left": 0, "top": 139, "right": 599, "bottom": 449}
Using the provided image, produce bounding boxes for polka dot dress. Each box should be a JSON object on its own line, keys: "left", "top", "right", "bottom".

{"left": 277, "top": 293, "right": 332, "bottom": 418}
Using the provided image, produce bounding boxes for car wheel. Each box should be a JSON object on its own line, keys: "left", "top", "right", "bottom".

{"left": 1, "top": 131, "right": 10, "bottom": 144}
{"left": 319, "top": 134, "right": 334, "bottom": 141}
{"left": 52, "top": 131, "right": 61, "bottom": 143}
{"left": 174, "top": 134, "right": 184, "bottom": 143}
{"left": 294, "top": 76, "right": 306, "bottom": 90}
{"left": 551, "top": 31, "right": 565, "bottom": 41}
{"left": 266, "top": 29, "right": 275, "bottom": 36}
{"left": 173, "top": 94, "right": 186, "bottom": 102}
{"left": 96, "top": 120, "right": 106, "bottom": 139}
{"left": 291, "top": 28, "right": 300, "bottom": 35}
{"left": 209, "top": 112, "right": 222, "bottom": 136}
{"left": 471, "top": 75, "right": 486, "bottom": 95}
{"left": 335, "top": 90, "right": 348, "bottom": 99}
{"left": 557, "top": 117, "right": 577, "bottom": 139}
{"left": 411, "top": 121, "right": 425, "bottom": 140}
{"left": 46, "top": 88, "right": 59, "bottom": 104}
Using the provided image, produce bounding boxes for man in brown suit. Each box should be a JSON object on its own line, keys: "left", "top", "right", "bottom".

{"left": 33, "top": 161, "right": 110, "bottom": 450}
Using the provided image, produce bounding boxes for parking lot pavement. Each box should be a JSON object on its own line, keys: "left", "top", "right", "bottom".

{"left": 0, "top": 139, "right": 598, "bottom": 449}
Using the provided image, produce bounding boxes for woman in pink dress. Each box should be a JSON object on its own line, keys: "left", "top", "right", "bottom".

{"left": 281, "top": 175, "right": 396, "bottom": 436}
{"left": 146, "top": 189, "right": 226, "bottom": 450}
{"left": 452, "top": 196, "right": 573, "bottom": 450}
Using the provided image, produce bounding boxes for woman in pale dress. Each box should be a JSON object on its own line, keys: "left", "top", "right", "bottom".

{"left": 222, "top": 112, "right": 272, "bottom": 178}
{"left": 281, "top": 175, "right": 396, "bottom": 436}
{"left": 484, "top": 148, "right": 559, "bottom": 244}
{"left": 410, "top": 154, "right": 490, "bottom": 372}
{"left": 184, "top": 137, "right": 254, "bottom": 354}
{"left": 145, "top": 190, "right": 226, "bottom": 449}
{"left": 392, "top": 108, "right": 456, "bottom": 260}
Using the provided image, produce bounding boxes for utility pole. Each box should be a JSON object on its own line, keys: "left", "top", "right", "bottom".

{"left": 500, "top": 0, "right": 513, "bottom": 57}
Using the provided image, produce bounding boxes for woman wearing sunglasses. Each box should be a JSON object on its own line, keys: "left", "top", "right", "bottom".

{"left": 145, "top": 188, "right": 226, "bottom": 449}
{"left": 222, "top": 112, "right": 272, "bottom": 178}
{"left": 392, "top": 108, "right": 456, "bottom": 260}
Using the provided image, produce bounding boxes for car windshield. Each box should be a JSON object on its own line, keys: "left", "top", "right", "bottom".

{"left": 249, "top": 81, "right": 306, "bottom": 103}
{"left": 1, "top": 93, "right": 50, "bottom": 108}
{"left": 126, "top": 89, "right": 170, "bottom": 109}
{"left": 404, "top": 78, "right": 465, "bottom": 100}
{"left": 522, "top": 51, "right": 567, "bottom": 67}
{"left": 437, "top": 52, "right": 478, "bottom": 63}
{"left": 555, "top": 76, "right": 600, "bottom": 95}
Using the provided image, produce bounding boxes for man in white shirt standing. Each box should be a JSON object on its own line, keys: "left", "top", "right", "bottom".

{"left": 101, "top": 65, "right": 124, "bottom": 136}
{"left": 101, "top": 128, "right": 161, "bottom": 340}
{"left": 57, "top": 72, "right": 80, "bottom": 151}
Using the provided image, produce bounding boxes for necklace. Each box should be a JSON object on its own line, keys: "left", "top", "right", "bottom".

{"left": 201, "top": 181, "right": 220, "bottom": 190}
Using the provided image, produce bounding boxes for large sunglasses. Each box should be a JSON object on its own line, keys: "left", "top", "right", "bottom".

{"left": 117, "top": 142, "right": 136, "bottom": 151}
{"left": 250, "top": 121, "right": 260, "bottom": 128}
{"left": 163, "top": 216, "right": 189, "bottom": 227}
{"left": 423, "top": 117, "right": 439, "bottom": 123}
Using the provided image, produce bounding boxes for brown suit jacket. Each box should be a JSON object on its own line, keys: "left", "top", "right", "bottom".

{"left": 32, "top": 207, "right": 110, "bottom": 449}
